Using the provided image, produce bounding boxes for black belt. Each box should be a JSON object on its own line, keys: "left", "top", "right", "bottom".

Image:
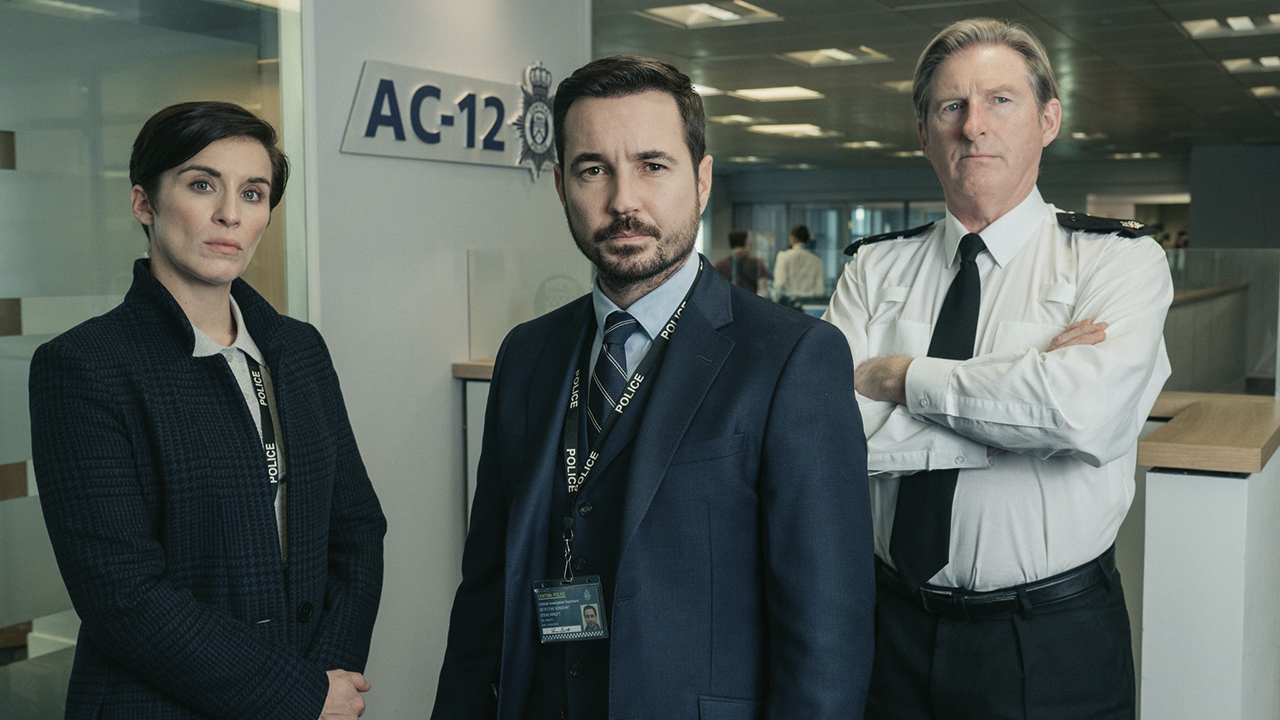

{"left": 877, "top": 546, "right": 1116, "bottom": 620}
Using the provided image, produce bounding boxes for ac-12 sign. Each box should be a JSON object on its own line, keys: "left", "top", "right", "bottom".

{"left": 341, "top": 60, "right": 555, "bottom": 179}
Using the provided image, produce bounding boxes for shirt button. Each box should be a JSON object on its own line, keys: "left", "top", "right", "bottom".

{"left": 578, "top": 503, "right": 593, "bottom": 517}
{"left": 559, "top": 712, "right": 567, "bottom": 720}
{"left": 955, "top": 455, "right": 966, "bottom": 465}
{"left": 296, "top": 602, "right": 313, "bottom": 622}
{"left": 920, "top": 397, "right": 930, "bottom": 408}
{"left": 569, "top": 662, "right": 583, "bottom": 677}
{"left": 573, "top": 557, "right": 588, "bottom": 572}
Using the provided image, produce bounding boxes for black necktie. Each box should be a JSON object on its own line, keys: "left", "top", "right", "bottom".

{"left": 890, "top": 233, "right": 985, "bottom": 590}
{"left": 587, "top": 311, "right": 638, "bottom": 447}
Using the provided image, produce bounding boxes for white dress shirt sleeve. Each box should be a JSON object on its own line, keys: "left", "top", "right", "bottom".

{"left": 904, "top": 234, "right": 1173, "bottom": 466}
{"left": 825, "top": 251, "right": 992, "bottom": 478}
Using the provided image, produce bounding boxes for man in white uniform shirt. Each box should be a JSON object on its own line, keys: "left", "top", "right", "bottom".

{"left": 824, "top": 18, "right": 1172, "bottom": 719}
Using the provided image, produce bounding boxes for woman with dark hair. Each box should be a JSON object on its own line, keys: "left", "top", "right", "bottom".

{"left": 29, "top": 102, "right": 386, "bottom": 720}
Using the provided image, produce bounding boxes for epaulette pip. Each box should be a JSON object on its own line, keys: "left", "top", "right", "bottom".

{"left": 844, "top": 221, "right": 936, "bottom": 256}
{"left": 1056, "top": 212, "right": 1157, "bottom": 240}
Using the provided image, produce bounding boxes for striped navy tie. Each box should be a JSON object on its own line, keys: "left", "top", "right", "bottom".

{"left": 587, "top": 311, "right": 639, "bottom": 447}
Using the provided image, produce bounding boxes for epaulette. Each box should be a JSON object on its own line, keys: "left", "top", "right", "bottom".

{"left": 1056, "top": 212, "right": 1157, "bottom": 240}
{"left": 844, "top": 221, "right": 936, "bottom": 256}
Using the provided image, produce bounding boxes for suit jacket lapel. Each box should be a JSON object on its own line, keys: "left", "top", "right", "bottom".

{"left": 618, "top": 264, "right": 734, "bottom": 557}
{"left": 503, "top": 298, "right": 591, "bottom": 640}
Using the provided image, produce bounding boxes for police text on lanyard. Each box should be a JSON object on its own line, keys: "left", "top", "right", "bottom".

{"left": 244, "top": 355, "right": 283, "bottom": 497}
{"left": 558, "top": 261, "right": 702, "bottom": 581}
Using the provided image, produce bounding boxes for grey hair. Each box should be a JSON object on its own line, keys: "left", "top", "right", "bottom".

{"left": 912, "top": 18, "right": 1059, "bottom": 120}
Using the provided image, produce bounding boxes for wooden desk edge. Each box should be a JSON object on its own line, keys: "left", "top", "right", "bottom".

{"left": 452, "top": 364, "right": 1280, "bottom": 475}
{"left": 452, "top": 359, "right": 495, "bottom": 381}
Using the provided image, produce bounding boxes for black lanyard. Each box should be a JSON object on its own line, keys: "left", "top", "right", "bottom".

{"left": 557, "top": 260, "right": 702, "bottom": 579}
{"left": 244, "top": 354, "right": 283, "bottom": 497}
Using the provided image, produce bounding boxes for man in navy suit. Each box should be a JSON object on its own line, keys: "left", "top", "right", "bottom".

{"left": 431, "top": 55, "right": 874, "bottom": 719}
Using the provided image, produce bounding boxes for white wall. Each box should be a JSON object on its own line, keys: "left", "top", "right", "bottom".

{"left": 303, "top": 1, "right": 590, "bottom": 715}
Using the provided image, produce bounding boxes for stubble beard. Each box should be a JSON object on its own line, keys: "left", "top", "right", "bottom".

{"left": 569, "top": 203, "right": 701, "bottom": 297}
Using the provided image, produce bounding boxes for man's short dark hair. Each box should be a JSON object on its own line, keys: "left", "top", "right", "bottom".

{"left": 130, "top": 101, "right": 290, "bottom": 236}
{"left": 553, "top": 55, "right": 706, "bottom": 171}
{"left": 790, "top": 225, "right": 810, "bottom": 244}
{"left": 728, "top": 230, "right": 748, "bottom": 249}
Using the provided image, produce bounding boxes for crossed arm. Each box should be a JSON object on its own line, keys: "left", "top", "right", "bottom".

{"left": 825, "top": 238, "right": 1172, "bottom": 473}
{"left": 856, "top": 319, "right": 1109, "bottom": 405}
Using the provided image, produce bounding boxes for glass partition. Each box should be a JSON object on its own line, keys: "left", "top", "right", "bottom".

{"left": 734, "top": 198, "right": 947, "bottom": 302}
{"left": 467, "top": 249, "right": 595, "bottom": 361}
{"left": 0, "top": 1, "right": 306, "bottom": 714}
{"left": 1163, "top": 248, "right": 1279, "bottom": 395}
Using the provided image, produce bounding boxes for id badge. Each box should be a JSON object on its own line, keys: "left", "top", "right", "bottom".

{"left": 533, "top": 576, "right": 608, "bottom": 643}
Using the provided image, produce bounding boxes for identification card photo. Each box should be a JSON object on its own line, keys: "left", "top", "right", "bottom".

{"left": 533, "top": 576, "right": 608, "bottom": 643}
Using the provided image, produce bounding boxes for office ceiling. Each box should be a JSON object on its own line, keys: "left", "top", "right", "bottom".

{"left": 593, "top": 0, "right": 1280, "bottom": 171}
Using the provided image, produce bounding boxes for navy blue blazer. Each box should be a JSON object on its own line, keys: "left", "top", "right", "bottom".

{"left": 433, "top": 259, "right": 874, "bottom": 719}
{"left": 29, "top": 260, "right": 387, "bottom": 720}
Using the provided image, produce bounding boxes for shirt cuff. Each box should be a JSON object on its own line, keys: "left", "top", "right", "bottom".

{"left": 904, "top": 355, "right": 961, "bottom": 416}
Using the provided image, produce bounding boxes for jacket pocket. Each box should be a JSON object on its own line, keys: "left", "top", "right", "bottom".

{"left": 698, "top": 695, "right": 761, "bottom": 720}
{"left": 670, "top": 434, "right": 746, "bottom": 466}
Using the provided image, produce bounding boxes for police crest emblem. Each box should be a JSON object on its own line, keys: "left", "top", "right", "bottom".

{"left": 514, "top": 62, "right": 556, "bottom": 180}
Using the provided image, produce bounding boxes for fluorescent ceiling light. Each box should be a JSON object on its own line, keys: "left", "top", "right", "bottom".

{"left": 708, "top": 114, "right": 767, "bottom": 124}
{"left": 724, "top": 155, "right": 770, "bottom": 163}
{"left": 692, "top": 84, "right": 725, "bottom": 96}
{"left": 1182, "top": 15, "right": 1280, "bottom": 38}
{"left": 1223, "top": 57, "right": 1280, "bottom": 73}
{"left": 10, "top": 0, "right": 114, "bottom": 16}
{"left": 840, "top": 140, "right": 886, "bottom": 149}
{"left": 635, "top": 1, "right": 781, "bottom": 30}
{"left": 881, "top": 80, "right": 914, "bottom": 94}
{"left": 779, "top": 46, "right": 892, "bottom": 67}
{"left": 1181, "top": 19, "right": 1221, "bottom": 36}
{"left": 1251, "top": 85, "right": 1280, "bottom": 97}
{"left": 1109, "top": 152, "right": 1162, "bottom": 160}
{"left": 779, "top": 163, "right": 815, "bottom": 170}
{"left": 1069, "top": 131, "right": 1107, "bottom": 140}
{"left": 691, "top": 2, "right": 740, "bottom": 20}
{"left": 728, "top": 86, "right": 824, "bottom": 102}
{"left": 746, "top": 123, "right": 839, "bottom": 138}
{"left": 891, "top": 150, "right": 925, "bottom": 158}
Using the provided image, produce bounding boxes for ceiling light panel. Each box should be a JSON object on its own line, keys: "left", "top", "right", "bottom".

{"left": 708, "top": 114, "right": 767, "bottom": 124}
{"left": 635, "top": 1, "right": 781, "bottom": 30}
{"left": 692, "top": 84, "right": 724, "bottom": 96}
{"left": 778, "top": 46, "right": 892, "bottom": 68}
{"left": 1223, "top": 57, "right": 1280, "bottom": 73}
{"left": 728, "top": 86, "right": 824, "bottom": 102}
{"left": 1181, "top": 15, "right": 1280, "bottom": 39}
{"left": 746, "top": 123, "right": 840, "bottom": 138}
{"left": 840, "top": 141, "right": 887, "bottom": 149}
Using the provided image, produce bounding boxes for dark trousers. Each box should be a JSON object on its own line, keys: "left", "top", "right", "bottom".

{"left": 866, "top": 563, "right": 1136, "bottom": 720}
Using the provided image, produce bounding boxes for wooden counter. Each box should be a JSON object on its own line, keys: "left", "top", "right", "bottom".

{"left": 1140, "top": 391, "right": 1280, "bottom": 474}
{"left": 451, "top": 359, "right": 495, "bottom": 381}
{"left": 453, "top": 363, "right": 1280, "bottom": 475}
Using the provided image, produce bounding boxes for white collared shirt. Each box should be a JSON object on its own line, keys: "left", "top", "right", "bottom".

{"left": 589, "top": 251, "right": 700, "bottom": 375}
{"left": 824, "top": 187, "right": 1172, "bottom": 590}
{"left": 192, "top": 296, "right": 287, "bottom": 558}
{"left": 774, "top": 245, "right": 826, "bottom": 298}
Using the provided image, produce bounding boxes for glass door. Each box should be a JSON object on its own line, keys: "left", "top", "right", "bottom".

{"left": 0, "top": 1, "right": 306, "bottom": 715}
